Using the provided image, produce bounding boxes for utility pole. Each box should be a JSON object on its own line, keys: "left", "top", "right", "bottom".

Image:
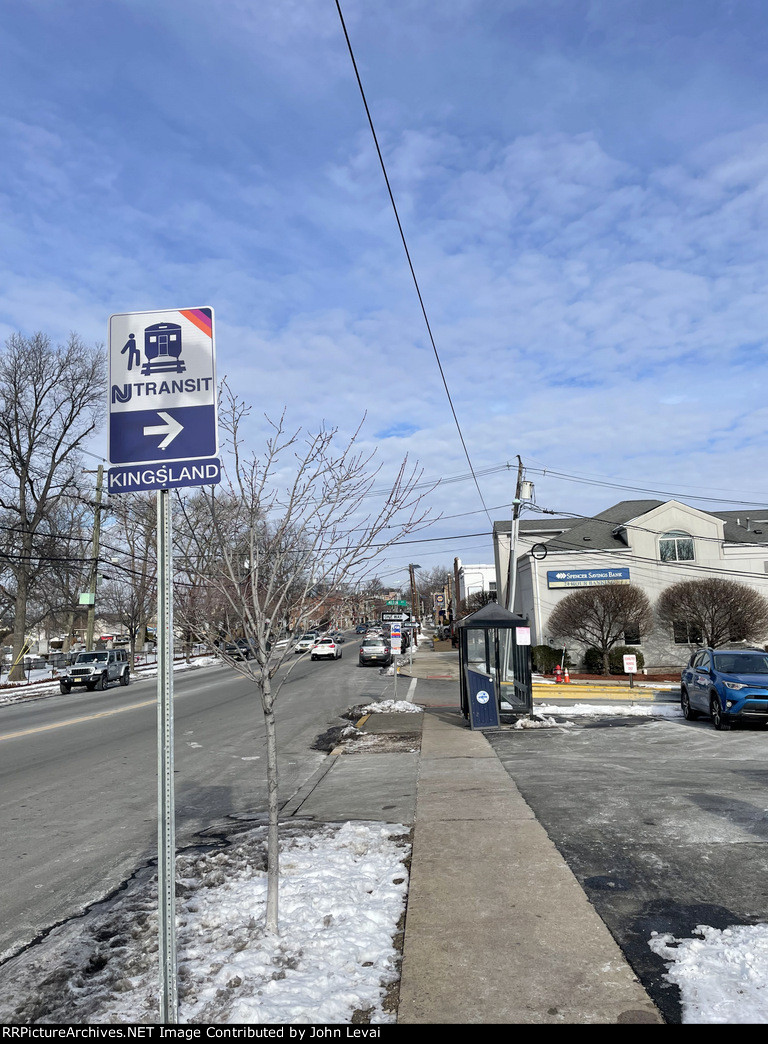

{"left": 84, "top": 465, "right": 104, "bottom": 651}
{"left": 506, "top": 456, "right": 524, "bottom": 614}
{"left": 408, "top": 564, "right": 420, "bottom": 624}
{"left": 453, "top": 557, "right": 462, "bottom": 622}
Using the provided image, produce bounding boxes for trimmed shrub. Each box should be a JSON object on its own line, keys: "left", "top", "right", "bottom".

{"left": 532, "top": 645, "right": 573, "bottom": 673}
{"left": 583, "top": 646, "right": 605, "bottom": 674}
{"left": 583, "top": 646, "right": 646, "bottom": 674}
{"left": 609, "top": 646, "right": 645, "bottom": 675}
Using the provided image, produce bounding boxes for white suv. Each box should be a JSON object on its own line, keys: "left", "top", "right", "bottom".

{"left": 60, "top": 650, "right": 130, "bottom": 693}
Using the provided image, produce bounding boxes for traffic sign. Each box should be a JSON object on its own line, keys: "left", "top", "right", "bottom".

{"left": 381, "top": 612, "right": 407, "bottom": 622}
{"left": 386, "top": 599, "right": 408, "bottom": 607}
{"left": 108, "top": 307, "right": 220, "bottom": 491}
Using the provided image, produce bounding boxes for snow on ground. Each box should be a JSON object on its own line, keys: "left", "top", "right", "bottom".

{"left": 512, "top": 715, "right": 576, "bottom": 729}
{"left": 649, "top": 924, "right": 768, "bottom": 1023}
{"left": 0, "top": 821, "right": 410, "bottom": 1025}
{"left": 360, "top": 700, "right": 423, "bottom": 714}
{"left": 535, "top": 701, "right": 683, "bottom": 718}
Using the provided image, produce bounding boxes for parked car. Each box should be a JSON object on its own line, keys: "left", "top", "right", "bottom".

{"left": 295, "top": 633, "right": 319, "bottom": 654}
{"left": 59, "top": 649, "right": 130, "bottom": 694}
{"left": 224, "top": 638, "right": 255, "bottom": 660}
{"left": 681, "top": 646, "right": 768, "bottom": 730}
{"left": 311, "top": 637, "right": 343, "bottom": 660}
{"left": 359, "top": 637, "right": 391, "bottom": 667}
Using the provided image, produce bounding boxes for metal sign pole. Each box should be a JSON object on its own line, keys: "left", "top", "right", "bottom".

{"left": 157, "top": 488, "right": 177, "bottom": 1023}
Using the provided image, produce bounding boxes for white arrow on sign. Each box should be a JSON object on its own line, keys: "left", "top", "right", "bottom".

{"left": 143, "top": 411, "right": 183, "bottom": 450}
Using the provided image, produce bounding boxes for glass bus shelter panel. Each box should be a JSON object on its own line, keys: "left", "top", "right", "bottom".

{"left": 466, "top": 628, "right": 490, "bottom": 676}
{"left": 499, "top": 627, "right": 533, "bottom": 715}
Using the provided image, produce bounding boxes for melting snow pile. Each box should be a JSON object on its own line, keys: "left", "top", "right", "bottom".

{"left": 0, "top": 821, "right": 410, "bottom": 1025}
{"left": 512, "top": 715, "right": 576, "bottom": 729}
{"left": 536, "top": 702, "right": 683, "bottom": 718}
{"left": 361, "top": 700, "right": 423, "bottom": 714}
{"left": 649, "top": 924, "right": 768, "bottom": 1023}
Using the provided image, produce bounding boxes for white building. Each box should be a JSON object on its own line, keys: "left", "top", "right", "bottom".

{"left": 493, "top": 499, "right": 768, "bottom": 671}
{"left": 456, "top": 561, "right": 497, "bottom": 603}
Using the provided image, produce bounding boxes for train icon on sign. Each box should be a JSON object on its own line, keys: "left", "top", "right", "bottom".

{"left": 142, "top": 322, "right": 186, "bottom": 375}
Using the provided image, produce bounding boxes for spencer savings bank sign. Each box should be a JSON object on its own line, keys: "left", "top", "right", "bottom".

{"left": 547, "top": 567, "right": 631, "bottom": 589}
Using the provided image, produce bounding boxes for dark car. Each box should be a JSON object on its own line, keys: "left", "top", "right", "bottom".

{"left": 359, "top": 637, "right": 391, "bottom": 667}
{"left": 355, "top": 624, "right": 368, "bottom": 634}
{"left": 681, "top": 646, "right": 768, "bottom": 730}
{"left": 224, "top": 638, "right": 255, "bottom": 660}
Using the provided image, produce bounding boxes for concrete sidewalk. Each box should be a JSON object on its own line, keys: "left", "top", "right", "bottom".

{"left": 284, "top": 638, "right": 664, "bottom": 1023}
{"left": 396, "top": 707, "right": 662, "bottom": 1024}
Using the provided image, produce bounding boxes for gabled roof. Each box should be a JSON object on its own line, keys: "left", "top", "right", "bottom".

{"left": 495, "top": 499, "right": 768, "bottom": 553}
{"left": 519, "top": 500, "right": 665, "bottom": 552}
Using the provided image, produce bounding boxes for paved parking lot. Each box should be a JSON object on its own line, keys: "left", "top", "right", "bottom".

{"left": 487, "top": 713, "right": 768, "bottom": 1024}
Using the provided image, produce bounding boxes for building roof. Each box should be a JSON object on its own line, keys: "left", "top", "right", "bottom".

{"left": 711, "top": 511, "right": 768, "bottom": 544}
{"left": 496, "top": 499, "right": 768, "bottom": 553}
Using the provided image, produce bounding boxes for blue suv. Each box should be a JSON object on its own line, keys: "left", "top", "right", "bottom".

{"left": 681, "top": 647, "right": 768, "bottom": 730}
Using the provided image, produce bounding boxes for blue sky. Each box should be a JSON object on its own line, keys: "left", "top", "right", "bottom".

{"left": 4, "top": 0, "right": 768, "bottom": 583}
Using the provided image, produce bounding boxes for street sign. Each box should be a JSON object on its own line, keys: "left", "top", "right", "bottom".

{"left": 623, "top": 654, "right": 637, "bottom": 673}
{"left": 382, "top": 612, "right": 407, "bottom": 622}
{"left": 386, "top": 599, "right": 408, "bottom": 606}
{"left": 108, "top": 307, "right": 220, "bottom": 492}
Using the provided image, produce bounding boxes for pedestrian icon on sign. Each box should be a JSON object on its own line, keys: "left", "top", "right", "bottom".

{"left": 120, "top": 333, "right": 140, "bottom": 371}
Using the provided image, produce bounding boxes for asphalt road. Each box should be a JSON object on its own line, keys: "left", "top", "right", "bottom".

{"left": 0, "top": 636, "right": 390, "bottom": 963}
{"left": 487, "top": 712, "right": 768, "bottom": 1024}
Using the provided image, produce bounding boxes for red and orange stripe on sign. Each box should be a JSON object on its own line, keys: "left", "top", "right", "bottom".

{"left": 179, "top": 308, "right": 213, "bottom": 337}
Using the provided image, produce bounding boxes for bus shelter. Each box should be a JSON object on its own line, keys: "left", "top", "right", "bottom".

{"left": 458, "top": 602, "right": 533, "bottom": 729}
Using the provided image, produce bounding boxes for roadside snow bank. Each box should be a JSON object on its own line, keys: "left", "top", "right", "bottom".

{"left": 649, "top": 923, "right": 768, "bottom": 1023}
{"left": 0, "top": 821, "right": 410, "bottom": 1025}
{"left": 536, "top": 702, "right": 683, "bottom": 718}
{"left": 361, "top": 700, "right": 423, "bottom": 714}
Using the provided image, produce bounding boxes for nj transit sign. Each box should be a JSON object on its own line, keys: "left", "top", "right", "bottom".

{"left": 108, "top": 307, "right": 220, "bottom": 492}
{"left": 547, "top": 567, "right": 630, "bottom": 589}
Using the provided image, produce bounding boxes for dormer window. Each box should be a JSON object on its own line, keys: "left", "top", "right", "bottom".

{"left": 660, "top": 531, "right": 695, "bottom": 562}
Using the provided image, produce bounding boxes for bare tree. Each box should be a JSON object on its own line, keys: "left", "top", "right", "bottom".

{"left": 25, "top": 497, "right": 94, "bottom": 652}
{"left": 460, "top": 589, "right": 497, "bottom": 615}
{"left": 175, "top": 389, "right": 431, "bottom": 933}
{"left": 656, "top": 578, "right": 768, "bottom": 649}
{"left": 416, "top": 565, "right": 452, "bottom": 600}
{"left": 547, "top": 583, "right": 652, "bottom": 674}
{"left": 0, "top": 332, "right": 106, "bottom": 679}
{"left": 100, "top": 495, "right": 157, "bottom": 667}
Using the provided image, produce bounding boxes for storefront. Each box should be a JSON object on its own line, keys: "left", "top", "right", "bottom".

{"left": 493, "top": 498, "right": 768, "bottom": 671}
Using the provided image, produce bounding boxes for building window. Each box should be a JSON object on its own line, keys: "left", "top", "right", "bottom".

{"left": 488, "top": 582, "right": 496, "bottom": 592}
{"left": 660, "top": 531, "right": 695, "bottom": 562}
{"left": 673, "top": 620, "right": 702, "bottom": 644}
{"left": 624, "top": 627, "right": 641, "bottom": 645}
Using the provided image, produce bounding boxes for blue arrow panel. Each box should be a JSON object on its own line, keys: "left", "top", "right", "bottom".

{"left": 110, "top": 405, "right": 217, "bottom": 464}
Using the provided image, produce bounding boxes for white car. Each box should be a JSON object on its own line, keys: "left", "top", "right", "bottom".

{"left": 311, "top": 637, "right": 342, "bottom": 660}
{"left": 295, "top": 633, "right": 319, "bottom": 654}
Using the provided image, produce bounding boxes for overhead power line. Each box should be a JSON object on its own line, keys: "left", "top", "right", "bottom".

{"left": 334, "top": 0, "right": 494, "bottom": 525}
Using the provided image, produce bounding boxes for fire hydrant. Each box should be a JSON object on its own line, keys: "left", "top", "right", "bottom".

{"left": 554, "top": 664, "right": 563, "bottom": 683}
